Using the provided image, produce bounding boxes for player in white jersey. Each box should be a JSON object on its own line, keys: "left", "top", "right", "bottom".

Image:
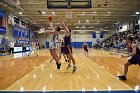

{"left": 28, "top": 41, "right": 38, "bottom": 56}
{"left": 44, "top": 22, "right": 61, "bottom": 69}
{"left": 50, "top": 39, "right": 62, "bottom": 63}
{"left": 57, "top": 39, "right": 62, "bottom": 59}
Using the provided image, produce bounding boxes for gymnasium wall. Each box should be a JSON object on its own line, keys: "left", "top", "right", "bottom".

{"left": 36, "top": 33, "right": 46, "bottom": 46}
{"left": 60, "top": 33, "right": 93, "bottom": 48}
{"left": 4, "top": 25, "right": 15, "bottom": 41}
{"left": 0, "top": 9, "right": 18, "bottom": 42}
{"left": 0, "top": 34, "right": 3, "bottom": 38}
{"left": 0, "top": 25, "right": 16, "bottom": 44}
{"left": 36, "top": 32, "right": 109, "bottom": 48}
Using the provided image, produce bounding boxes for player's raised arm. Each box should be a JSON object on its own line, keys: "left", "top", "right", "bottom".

{"left": 61, "top": 20, "right": 70, "bottom": 35}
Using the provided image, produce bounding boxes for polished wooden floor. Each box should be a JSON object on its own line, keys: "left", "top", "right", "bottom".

{"left": 88, "top": 49, "right": 140, "bottom": 89}
{"left": 0, "top": 49, "right": 139, "bottom": 91}
{"left": 0, "top": 50, "right": 51, "bottom": 90}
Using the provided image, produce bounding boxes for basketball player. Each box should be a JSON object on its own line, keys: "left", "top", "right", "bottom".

{"left": 61, "top": 39, "right": 69, "bottom": 62}
{"left": 57, "top": 39, "right": 62, "bottom": 60}
{"left": 50, "top": 39, "right": 68, "bottom": 63}
{"left": 82, "top": 42, "right": 89, "bottom": 56}
{"left": 61, "top": 20, "right": 77, "bottom": 73}
{"left": 118, "top": 36, "right": 140, "bottom": 80}
{"left": 36, "top": 42, "right": 39, "bottom": 50}
{"left": 44, "top": 21, "right": 61, "bottom": 69}
{"left": 50, "top": 39, "right": 62, "bottom": 63}
{"left": 28, "top": 41, "right": 38, "bottom": 56}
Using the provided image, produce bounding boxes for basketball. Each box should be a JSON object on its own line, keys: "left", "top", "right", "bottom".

{"left": 48, "top": 16, "right": 53, "bottom": 22}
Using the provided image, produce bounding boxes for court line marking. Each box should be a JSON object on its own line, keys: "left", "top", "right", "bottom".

{"left": 7, "top": 57, "right": 51, "bottom": 90}
{"left": 86, "top": 50, "right": 132, "bottom": 89}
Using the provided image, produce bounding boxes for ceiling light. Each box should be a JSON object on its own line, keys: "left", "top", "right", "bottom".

{"left": 79, "top": 12, "right": 85, "bottom": 15}
{"left": 80, "top": 14, "right": 85, "bottom": 16}
{"left": 86, "top": 20, "right": 89, "bottom": 22}
{"left": 82, "top": 12, "right": 85, "bottom": 14}
{"left": 136, "top": 12, "right": 140, "bottom": 15}
{"left": 75, "top": 26, "right": 79, "bottom": 28}
{"left": 52, "top": 12, "right": 55, "bottom": 15}
{"left": 93, "top": 12, "right": 96, "bottom": 14}
{"left": 100, "top": 28, "right": 103, "bottom": 30}
{"left": 107, "top": 12, "right": 110, "bottom": 14}
{"left": 42, "top": 12, "right": 46, "bottom": 15}
{"left": 105, "top": 27, "right": 108, "bottom": 28}
{"left": 89, "top": 26, "right": 93, "bottom": 28}
{"left": 132, "top": 15, "right": 137, "bottom": 16}
{"left": 18, "top": 12, "right": 22, "bottom": 15}
{"left": 97, "top": 21, "right": 99, "bottom": 22}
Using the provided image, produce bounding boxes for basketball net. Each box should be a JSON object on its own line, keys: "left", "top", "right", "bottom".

{"left": 66, "top": 11, "right": 72, "bottom": 18}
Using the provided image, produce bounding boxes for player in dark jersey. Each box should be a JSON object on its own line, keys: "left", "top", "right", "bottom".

{"left": 61, "top": 20, "right": 77, "bottom": 73}
{"left": 118, "top": 36, "right": 140, "bottom": 80}
{"left": 82, "top": 42, "right": 89, "bottom": 56}
{"left": 61, "top": 39, "right": 69, "bottom": 62}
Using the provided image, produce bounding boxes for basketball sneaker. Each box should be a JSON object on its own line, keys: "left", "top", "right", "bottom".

{"left": 118, "top": 75, "right": 127, "bottom": 80}
{"left": 72, "top": 66, "right": 77, "bottom": 73}
{"left": 56, "top": 61, "right": 61, "bottom": 70}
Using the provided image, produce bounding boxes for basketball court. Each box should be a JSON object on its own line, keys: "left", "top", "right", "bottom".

{"left": 0, "top": 0, "right": 140, "bottom": 93}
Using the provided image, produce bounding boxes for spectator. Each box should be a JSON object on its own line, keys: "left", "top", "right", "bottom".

{"left": 9, "top": 41, "right": 14, "bottom": 54}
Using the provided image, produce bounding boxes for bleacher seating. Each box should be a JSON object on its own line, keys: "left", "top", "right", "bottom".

{"left": 95, "top": 30, "right": 140, "bottom": 53}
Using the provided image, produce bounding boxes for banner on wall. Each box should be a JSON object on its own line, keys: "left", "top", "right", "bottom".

{"left": 13, "top": 25, "right": 29, "bottom": 38}
{"left": 17, "top": 40, "right": 29, "bottom": 44}
{"left": 0, "top": 38, "right": 5, "bottom": 44}
{"left": 0, "top": 27, "right": 6, "bottom": 34}
{"left": 92, "top": 32, "right": 96, "bottom": 38}
{"left": 13, "top": 25, "right": 19, "bottom": 37}
{"left": 21, "top": 28, "right": 24, "bottom": 37}
{"left": 19, "top": 27, "right": 21, "bottom": 37}
{"left": 30, "top": 30, "right": 34, "bottom": 39}
{"left": 0, "top": 9, "right": 6, "bottom": 18}
{"left": 0, "top": 9, "right": 6, "bottom": 34}
{"left": 100, "top": 32, "right": 104, "bottom": 38}
{"left": 26, "top": 29, "right": 28, "bottom": 38}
